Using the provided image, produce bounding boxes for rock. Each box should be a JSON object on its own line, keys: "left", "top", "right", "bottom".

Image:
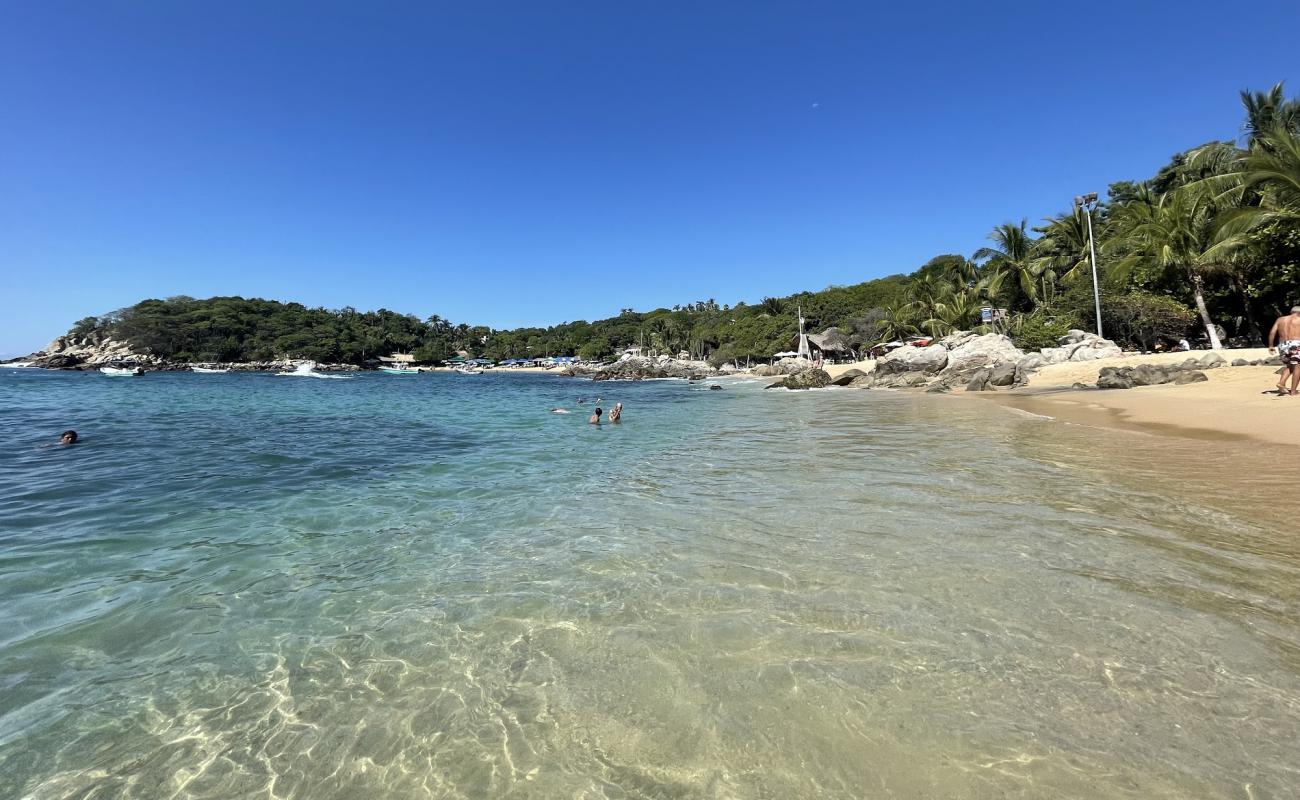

{"left": 775, "top": 357, "right": 815, "bottom": 375}
{"left": 965, "top": 368, "right": 992, "bottom": 392}
{"left": 942, "top": 334, "right": 1024, "bottom": 378}
{"left": 1071, "top": 382, "right": 1090, "bottom": 390}
{"left": 1177, "top": 358, "right": 1201, "bottom": 370}
{"left": 593, "top": 356, "right": 716, "bottom": 382}
{"left": 752, "top": 364, "right": 779, "bottom": 377}
{"left": 1129, "top": 364, "right": 1172, "bottom": 386}
{"left": 1039, "top": 331, "right": 1122, "bottom": 364}
{"left": 1198, "top": 353, "right": 1226, "bottom": 369}
{"left": 926, "top": 382, "right": 952, "bottom": 393}
{"left": 938, "top": 331, "right": 980, "bottom": 350}
{"left": 1231, "top": 358, "right": 1250, "bottom": 367}
{"left": 830, "top": 368, "right": 868, "bottom": 387}
{"left": 718, "top": 363, "right": 739, "bottom": 374}
{"left": 1096, "top": 370, "right": 1134, "bottom": 389}
{"left": 1173, "top": 370, "right": 1209, "bottom": 384}
{"left": 709, "top": 384, "right": 723, "bottom": 390}
{"left": 1015, "top": 352, "right": 1045, "bottom": 373}
{"left": 875, "top": 343, "right": 949, "bottom": 376}
{"left": 775, "top": 368, "right": 832, "bottom": 390}
{"left": 988, "top": 361, "right": 1017, "bottom": 387}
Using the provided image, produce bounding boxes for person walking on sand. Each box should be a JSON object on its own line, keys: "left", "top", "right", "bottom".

{"left": 589, "top": 407, "right": 603, "bottom": 424}
{"left": 1267, "top": 306, "right": 1300, "bottom": 395}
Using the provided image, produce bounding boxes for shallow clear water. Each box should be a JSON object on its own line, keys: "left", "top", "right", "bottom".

{"left": 1, "top": 369, "right": 1298, "bottom": 799}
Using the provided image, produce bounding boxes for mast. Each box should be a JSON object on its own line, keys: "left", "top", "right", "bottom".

{"left": 796, "top": 304, "right": 811, "bottom": 360}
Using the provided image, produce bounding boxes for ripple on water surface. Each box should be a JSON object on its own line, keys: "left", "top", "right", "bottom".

{"left": 1, "top": 369, "right": 1298, "bottom": 798}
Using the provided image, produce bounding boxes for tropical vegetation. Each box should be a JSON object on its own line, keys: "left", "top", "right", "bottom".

{"left": 63, "top": 83, "right": 1300, "bottom": 363}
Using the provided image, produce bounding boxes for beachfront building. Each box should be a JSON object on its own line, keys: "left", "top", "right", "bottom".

{"left": 788, "top": 327, "right": 854, "bottom": 363}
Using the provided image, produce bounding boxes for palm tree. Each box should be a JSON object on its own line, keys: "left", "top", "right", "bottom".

{"left": 974, "top": 219, "right": 1044, "bottom": 308}
{"left": 1112, "top": 186, "right": 1251, "bottom": 349}
{"left": 1242, "top": 125, "right": 1300, "bottom": 215}
{"left": 759, "top": 297, "right": 786, "bottom": 316}
{"left": 1240, "top": 82, "right": 1300, "bottom": 148}
{"left": 1032, "top": 208, "right": 1097, "bottom": 292}
{"left": 874, "top": 301, "right": 919, "bottom": 341}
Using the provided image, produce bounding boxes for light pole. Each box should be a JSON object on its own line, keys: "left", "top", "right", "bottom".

{"left": 1074, "top": 192, "right": 1103, "bottom": 338}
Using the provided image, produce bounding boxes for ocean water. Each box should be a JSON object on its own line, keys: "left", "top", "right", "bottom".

{"left": 1, "top": 368, "right": 1298, "bottom": 799}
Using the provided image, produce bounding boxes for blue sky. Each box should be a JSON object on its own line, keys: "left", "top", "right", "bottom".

{"left": 3, "top": 1, "right": 1298, "bottom": 356}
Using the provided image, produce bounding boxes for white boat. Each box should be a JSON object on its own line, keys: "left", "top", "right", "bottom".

{"left": 191, "top": 366, "right": 230, "bottom": 373}
{"left": 453, "top": 366, "right": 483, "bottom": 375}
{"left": 100, "top": 366, "right": 143, "bottom": 376}
{"left": 379, "top": 366, "right": 419, "bottom": 375}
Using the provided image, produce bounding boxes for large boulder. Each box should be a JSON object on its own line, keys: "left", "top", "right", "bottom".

{"left": 830, "top": 368, "right": 869, "bottom": 387}
{"left": 941, "top": 334, "right": 1024, "bottom": 378}
{"left": 1096, "top": 367, "right": 1134, "bottom": 389}
{"left": 752, "top": 364, "right": 780, "bottom": 377}
{"left": 875, "top": 343, "right": 948, "bottom": 375}
{"left": 1198, "top": 352, "right": 1226, "bottom": 369}
{"left": 988, "top": 361, "right": 1018, "bottom": 387}
{"left": 1173, "top": 370, "right": 1209, "bottom": 384}
{"left": 965, "top": 368, "right": 992, "bottom": 392}
{"left": 1013, "top": 352, "right": 1045, "bottom": 385}
{"left": 775, "top": 356, "right": 815, "bottom": 375}
{"left": 775, "top": 368, "right": 832, "bottom": 390}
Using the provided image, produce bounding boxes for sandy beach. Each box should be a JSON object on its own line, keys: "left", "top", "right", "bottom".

{"left": 982, "top": 348, "right": 1300, "bottom": 447}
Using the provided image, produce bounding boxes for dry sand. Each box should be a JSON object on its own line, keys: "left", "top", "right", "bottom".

{"left": 985, "top": 348, "right": 1300, "bottom": 447}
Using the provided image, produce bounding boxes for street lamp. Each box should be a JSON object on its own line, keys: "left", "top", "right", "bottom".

{"left": 1074, "top": 192, "right": 1103, "bottom": 338}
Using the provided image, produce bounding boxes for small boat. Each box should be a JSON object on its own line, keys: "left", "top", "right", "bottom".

{"left": 452, "top": 366, "right": 483, "bottom": 375}
{"left": 191, "top": 366, "right": 230, "bottom": 373}
{"left": 379, "top": 366, "right": 420, "bottom": 375}
{"left": 100, "top": 366, "right": 143, "bottom": 376}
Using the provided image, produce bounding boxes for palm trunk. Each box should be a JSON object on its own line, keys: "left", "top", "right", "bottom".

{"left": 1191, "top": 275, "right": 1222, "bottom": 350}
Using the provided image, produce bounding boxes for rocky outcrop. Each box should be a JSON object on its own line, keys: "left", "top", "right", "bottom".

{"left": 865, "top": 333, "right": 1025, "bottom": 391}
{"left": 766, "top": 368, "right": 832, "bottom": 390}
{"left": 873, "top": 344, "right": 949, "bottom": 378}
{"left": 942, "top": 333, "right": 1025, "bottom": 378}
{"left": 591, "top": 355, "right": 716, "bottom": 382}
{"left": 1037, "top": 330, "right": 1122, "bottom": 365}
{"left": 1096, "top": 362, "right": 1211, "bottom": 389}
{"left": 25, "top": 333, "right": 156, "bottom": 370}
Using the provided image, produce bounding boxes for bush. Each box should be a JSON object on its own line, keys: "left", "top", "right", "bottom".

{"left": 1009, "top": 310, "right": 1076, "bottom": 351}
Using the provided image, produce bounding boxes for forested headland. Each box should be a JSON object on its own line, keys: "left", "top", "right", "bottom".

{"left": 61, "top": 83, "right": 1300, "bottom": 365}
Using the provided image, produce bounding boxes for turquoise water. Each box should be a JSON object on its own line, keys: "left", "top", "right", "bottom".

{"left": 2, "top": 368, "right": 1298, "bottom": 799}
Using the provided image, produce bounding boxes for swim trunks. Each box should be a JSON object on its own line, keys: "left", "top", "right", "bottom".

{"left": 1280, "top": 340, "right": 1300, "bottom": 366}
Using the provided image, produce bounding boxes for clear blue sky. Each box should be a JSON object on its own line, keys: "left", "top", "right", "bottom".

{"left": 3, "top": 1, "right": 1298, "bottom": 356}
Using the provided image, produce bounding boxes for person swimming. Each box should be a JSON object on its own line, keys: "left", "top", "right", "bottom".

{"left": 608, "top": 402, "right": 622, "bottom": 422}
{"left": 59, "top": 430, "right": 78, "bottom": 445}
{"left": 589, "top": 407, "right": 603, "bottom": 424}
{"left": 550, "top": 408, "right": 571, "bottom": 414}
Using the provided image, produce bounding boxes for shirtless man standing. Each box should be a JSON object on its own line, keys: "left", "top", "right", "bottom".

{"left": 1267, "top": 306, "right": 1300, "bottom": 395}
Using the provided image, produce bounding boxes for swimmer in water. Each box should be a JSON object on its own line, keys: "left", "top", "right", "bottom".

{"left": 59, "top": 430, "right": 78, "bottom": 445}
{"left": 550, "top": 408, "right": 571, "bottom": 414}
{"left": 589, "top": 407, "right": 603, "bottom": 424}
{"left": 608, "top": 402, "right": 622, "bottom": 422}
